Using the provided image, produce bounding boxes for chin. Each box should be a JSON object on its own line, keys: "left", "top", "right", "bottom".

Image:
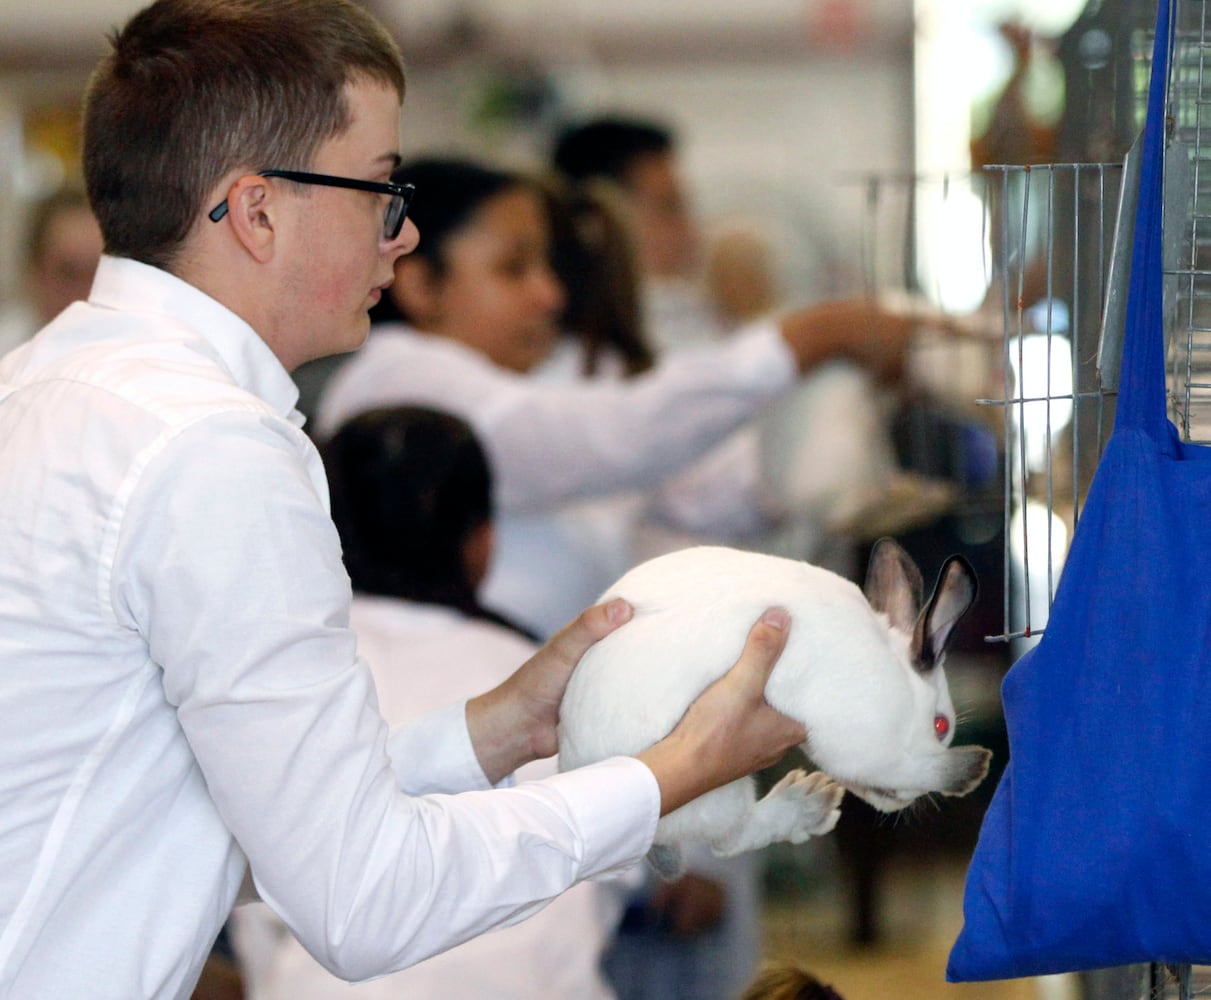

{"left": 337, "top": 316, "right": 373, "bottom": 354}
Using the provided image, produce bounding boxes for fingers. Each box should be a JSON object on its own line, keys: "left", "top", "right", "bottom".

{"left": 729, "top": 607, "right": 791, "bottom": 696}
{"left": 737, "top": 608, "right": 808, "bottom": 752}
{"left": 544, "top": 598, "right": 633, "bottom": 677}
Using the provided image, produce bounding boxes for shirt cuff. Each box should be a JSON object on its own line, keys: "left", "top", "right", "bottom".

{"left": 538, "top": 756, "right": 661, "bottom": 880}
{"left": 386, "top": 699, "right": 494, "bottom": 795}
{"left": 720, "top": 317, "right": 798, "bottom": 396}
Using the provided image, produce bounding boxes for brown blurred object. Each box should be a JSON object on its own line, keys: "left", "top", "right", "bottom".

{"left": 190, "top": 953, "right": 244, "bottom": 1000}
{"left": 25, "top": 101, "right": 86, "bottom": 183}
{"left": 705, "top": 223, "right": 780, "bottom": 327}
{"left": 739, "top": 958, "right": 846, "bottom": 1000}
{"left": 25, "top": 188, "right": 103, "bottom": 325}
{"left": 969, "top": 23, "right": 1059, "bottom": 168}
{"left": 648, "top": 871, "right": 727, "bottom": 937}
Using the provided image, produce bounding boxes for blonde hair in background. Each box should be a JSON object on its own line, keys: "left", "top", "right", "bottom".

{"left": 737, "top": 959, "right": 845, "bottom": 1000}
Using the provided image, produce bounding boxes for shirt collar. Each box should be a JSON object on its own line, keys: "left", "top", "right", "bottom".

{"left": 89, "top": 255, "right": 302, "bottom": 423}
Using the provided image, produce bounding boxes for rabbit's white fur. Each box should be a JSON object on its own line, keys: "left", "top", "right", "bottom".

{"left": 758, "top": 360, "right": 898, "bottom": 533}
{"left": 557, "top": 539, "right": 991, "bottom": 878}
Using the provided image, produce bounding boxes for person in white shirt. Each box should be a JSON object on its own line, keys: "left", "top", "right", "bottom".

{"left": 0, "top": 3, "right": 812, "bottom": 998}
{"left": 316, "top": 156, "right": 920, "bottom": 639}
{"left": 234, "top": 405, "right": 627, "bottom": 999}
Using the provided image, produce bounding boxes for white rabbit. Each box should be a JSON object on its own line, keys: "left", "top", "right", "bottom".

{"left": 557, "top": 537, "right": 992, "bottom": 878}
{"left": 758, "top": 360, "right": 956, "bottom": 555}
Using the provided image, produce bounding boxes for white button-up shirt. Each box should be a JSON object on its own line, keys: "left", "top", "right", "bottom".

{"left": 0, "top": 256, "right": 658, "bottom": 1000}
{"left": 235, "top": 596, "right": 628, "bottom": 1000}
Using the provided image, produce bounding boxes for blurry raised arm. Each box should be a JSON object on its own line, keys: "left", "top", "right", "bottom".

{"left": 777, "top": 297, "right": 920, "bottom": 383}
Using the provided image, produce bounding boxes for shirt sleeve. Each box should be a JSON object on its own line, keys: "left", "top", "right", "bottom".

{"left": 487, "top": 320, "right": 796, "bottom": 511}
{"left": 385, "top": 699, "right": 498, "bottom": 794}
{"left": 319, "top": 319, "right": 797, "bottom": 513}
{"left": 110, "top": 411, "right": 659, "bottom": 981}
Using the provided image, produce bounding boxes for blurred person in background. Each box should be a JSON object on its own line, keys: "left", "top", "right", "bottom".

{"left": 553, "top": 113, "right": 958, "bottom": 568}
{"left": 552, "top": 115, "right": 724, "bottom": 353}
{"left": 0, "top": 187, "right": 103, "bottom": 355}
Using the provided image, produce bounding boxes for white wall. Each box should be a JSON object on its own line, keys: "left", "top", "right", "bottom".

{"left": 396, "top": 49, "right": 914, "bottom": 303}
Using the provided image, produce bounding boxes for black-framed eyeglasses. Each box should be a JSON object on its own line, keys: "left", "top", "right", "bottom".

{"left": 207, "top": 169, "right": 415, "bottom": 242}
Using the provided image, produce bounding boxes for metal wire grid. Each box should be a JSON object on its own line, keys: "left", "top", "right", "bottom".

{"left": 848, "top": 169, "right": 1009, "bottom": 513}
{"left": 1167, "top": 0, "right": 1211, "bottom": 447}
{"left": 845, "top": 163, "right": 1124, "bottom": 649}
{"left": 979, "top": 161, "right": 1122, "bottom": 650}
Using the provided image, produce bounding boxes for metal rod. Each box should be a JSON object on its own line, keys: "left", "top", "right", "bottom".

{"left": 998, "top": 167, "right": 1014, "bottom": 642}
{"left": 1016, "top": 171, "right": 1033, "bottom": 637}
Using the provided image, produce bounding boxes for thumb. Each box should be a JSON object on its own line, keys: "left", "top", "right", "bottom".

{"left": 730, "top": 607, "right": 791, "bottom": 695}
{"left": 545, "top": 597, "right": 634, "bottom": 676}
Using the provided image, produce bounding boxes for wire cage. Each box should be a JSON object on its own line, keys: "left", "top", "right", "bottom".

{"left": 843, "top": 167, "right": 1015, "bottom": 709}
{"left": 982, "top": 160, "right": 1123, "bottom": 657}
{"left": 1166, "top": 0, "right": 1211, "bottom": 448}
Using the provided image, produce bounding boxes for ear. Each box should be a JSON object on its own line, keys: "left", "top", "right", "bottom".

{"left": 863, "top": 537, "right": 923, "bottom": 635}
{"left": 391, "top": 257, "right": 444, "bottom": 327}
{"left": 912, "top": 555, "right": 977, "bottom": 670}
{"left": 223, "top": 175, "right": 278, "bottom": 263}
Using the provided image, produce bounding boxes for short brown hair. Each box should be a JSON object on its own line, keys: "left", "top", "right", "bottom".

{"left": 82, "top": 0, "right": 405, "bottom": 270}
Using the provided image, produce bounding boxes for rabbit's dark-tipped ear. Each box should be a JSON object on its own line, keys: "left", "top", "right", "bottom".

{"left": 863, "top": 537, "right": 924, "bottom": 635}
{"left": 912, "top": 555, "right": 978, "bottom": 671}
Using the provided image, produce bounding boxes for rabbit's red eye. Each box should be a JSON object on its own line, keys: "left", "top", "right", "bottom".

{"left": 934, "top": 715, "right": 950, "bottom": 740}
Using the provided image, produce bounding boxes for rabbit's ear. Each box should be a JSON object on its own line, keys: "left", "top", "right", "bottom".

{"left": 912, "top": 555, "right": 978, "bottom": 671}
{"left": 863, "top": 537, "right": 924, "bottom": 635}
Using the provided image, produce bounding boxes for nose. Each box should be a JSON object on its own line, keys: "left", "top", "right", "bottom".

{"left": 385, "top": 218, "right": 420, "bottom": 257}
{"left": 535, "top": 262, "right": 566, "bottom": 315}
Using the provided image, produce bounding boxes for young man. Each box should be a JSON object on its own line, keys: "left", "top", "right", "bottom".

{"left": 0, "top": 2, "right": 807, "bottom": 997}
